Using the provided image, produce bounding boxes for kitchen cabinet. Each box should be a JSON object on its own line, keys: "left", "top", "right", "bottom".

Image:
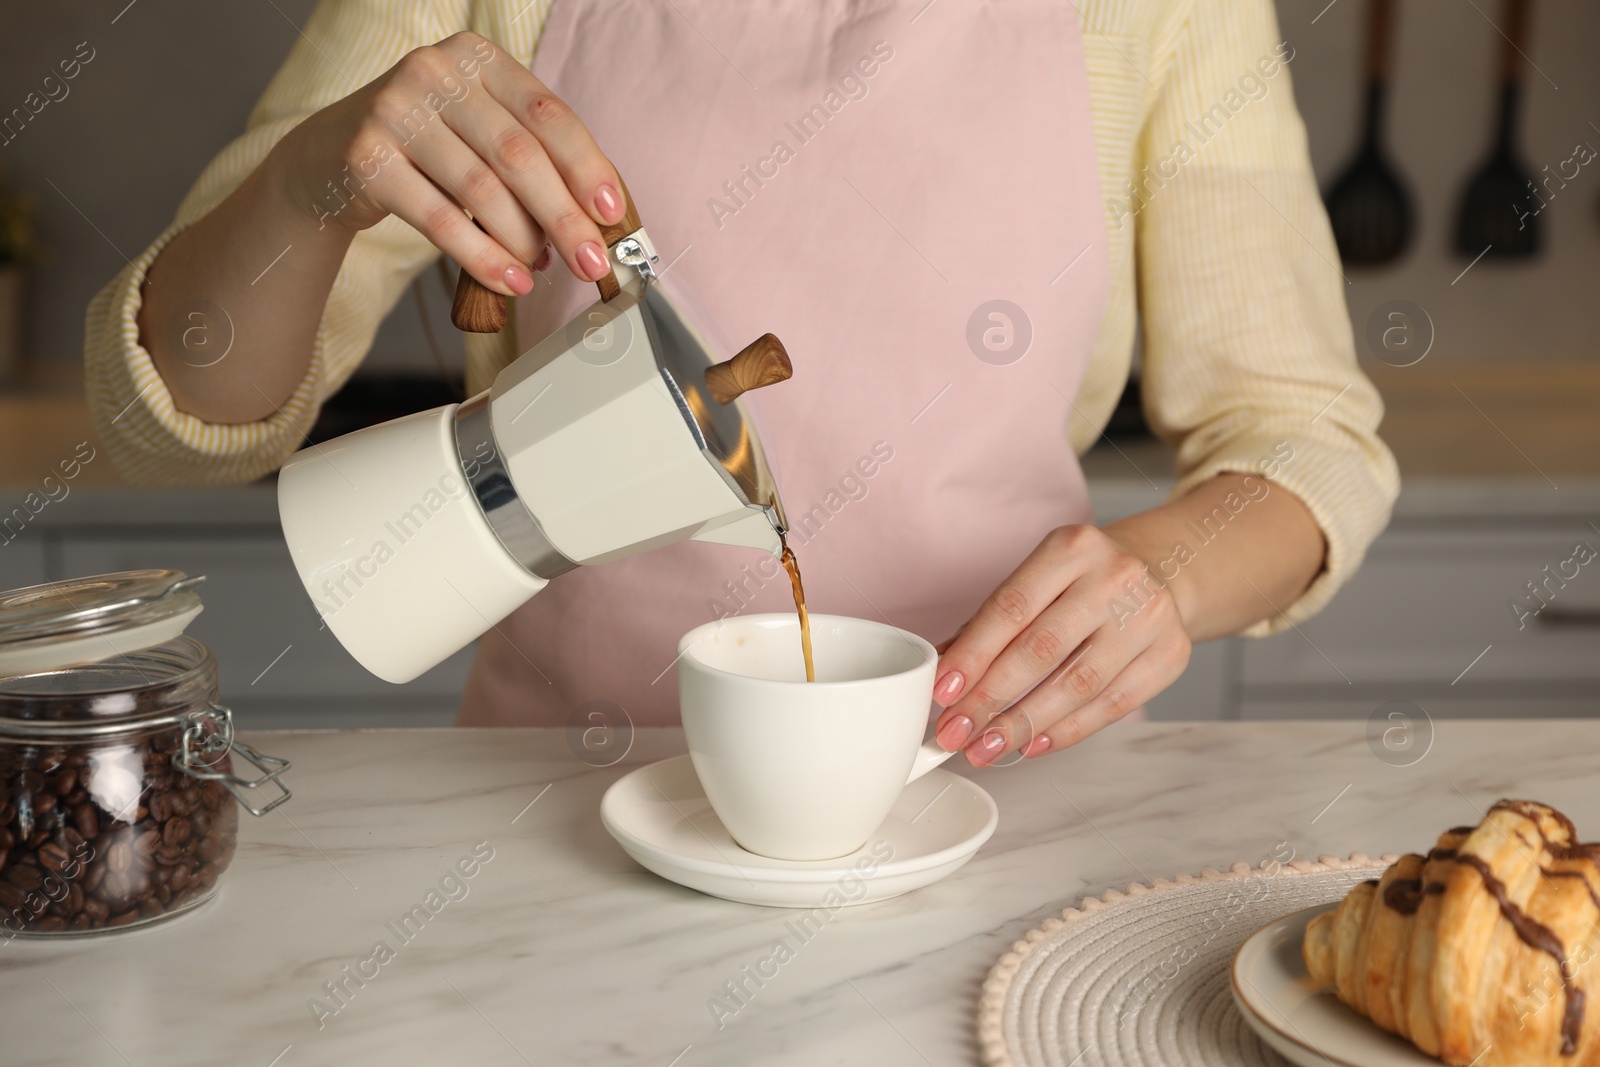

{"left": 1239, "top": 697, "right": 1600, "bottom": 720}
{"left": 1242, "top": 525, "right": 1600, "bottom": 689}
{"left": 1136, "top": 514, "right": 1600, "bottom": 723}
{"left": 60, "top": 532, "right": 473, "bottom": 728}
{"left": 0, "top": 535, "right": 46, "bottom": 589}
{"left": 1239, "top": 522, "right": 1600, "bottom": 720}
{"left": 6, "top": 473, "right": 1598, "bottom": 727}
{"left": 17, "top": 491, "right": 473, "bottom": 729}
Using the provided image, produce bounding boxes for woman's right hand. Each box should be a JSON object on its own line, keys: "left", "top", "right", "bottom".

{"left": 274, "top": 31, "right": 625, "bottom": 296}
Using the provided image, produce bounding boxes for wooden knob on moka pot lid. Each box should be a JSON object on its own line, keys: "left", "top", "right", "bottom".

{"left": 704, "top": 334, "right": 793, "bottom": 405}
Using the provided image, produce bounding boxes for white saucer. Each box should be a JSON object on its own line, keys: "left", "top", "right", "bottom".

{"left": 600, "top": 755, "right": 998, "bottom": 908}
{"left": 1232, "top": 904, "right": 1442, "bottom": 1067}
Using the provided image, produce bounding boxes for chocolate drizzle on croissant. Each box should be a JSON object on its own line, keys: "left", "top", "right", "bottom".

{"left": 1454, "top": 851, "right": 1584, "bottom": 1054}
{"left": 1304, "top": 799, "right": 1600, "bottom": 1066}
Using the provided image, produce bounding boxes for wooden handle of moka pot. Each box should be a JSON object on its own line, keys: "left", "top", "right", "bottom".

{"left": 705, "top": 334, "right": 793, "bottom": 405}
{"left": 449, "top": 174, "right": 643, "bottom": 333}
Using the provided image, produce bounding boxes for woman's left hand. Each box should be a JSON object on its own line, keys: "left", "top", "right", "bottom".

{"left": 930, "top": 524, "right": 1193, "bottom": 765}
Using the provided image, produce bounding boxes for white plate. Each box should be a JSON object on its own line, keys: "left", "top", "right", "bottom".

{"left": 600, "top": 755, "right": 997, "bottom": 908}
{"left": 1231, "top": 904, "right": 1442, "bottom": 1067}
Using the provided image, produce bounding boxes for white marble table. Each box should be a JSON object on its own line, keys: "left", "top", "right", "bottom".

{"left": 5, "top": 722, "right": 1591, "bottom": 1067}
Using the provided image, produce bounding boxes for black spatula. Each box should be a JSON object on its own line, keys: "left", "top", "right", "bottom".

{"left": 1454, "top": 0, "right": 1540, "bottom": 259}
{"left": 1325, "top": 0, "right": 1414, "bottom": 267}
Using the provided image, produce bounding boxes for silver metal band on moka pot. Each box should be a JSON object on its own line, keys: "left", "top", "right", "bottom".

{"left": 451, "top": 392, "right": 578, "bottom": 581}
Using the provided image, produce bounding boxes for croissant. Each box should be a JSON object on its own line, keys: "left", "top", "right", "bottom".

{"left": 1303, "top": 800, "right": 1600, "bottom": 1065}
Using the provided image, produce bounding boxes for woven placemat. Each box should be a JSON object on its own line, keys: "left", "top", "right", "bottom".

{"left": 978, "top": 853, "right": 1399, "bottom": 1067}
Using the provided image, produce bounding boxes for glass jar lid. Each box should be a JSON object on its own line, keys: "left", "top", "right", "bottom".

{"left": 0, "top": 570, "right": 205, "bottom": 679}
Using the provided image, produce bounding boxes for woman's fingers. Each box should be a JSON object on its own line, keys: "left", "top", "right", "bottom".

{"left": 403, "top": 122, "right": 546, "bottom": 266}
{"left": 931, "top": 526, "right": 1097, "bottom": 711}
{"left": 440, "top": 79, "right": 612, "bottom": 281}
{"left": 931, "top": 522, "right": 1194, "bottom": 765}
{"left": 956, "top": 618, "right": 1139, "bottom": 766}
{"left": 354, "top": 33, "right": 621, "bottom": 285}
{"left": 1004, "top": 635, "right": 1190, "bottom": 764}
{"left": 380, "top": 163, "right": 532, "bottom": 296}
{"left": 474, "top": 46, "right": 626, "bottom": 226}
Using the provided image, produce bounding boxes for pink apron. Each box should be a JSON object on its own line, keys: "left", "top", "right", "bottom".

{"left": 458, "top": 0, "right": 1109, "bottom": 726}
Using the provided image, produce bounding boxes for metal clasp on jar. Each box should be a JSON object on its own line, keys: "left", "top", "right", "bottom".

{"left": 172, "top": 703, "right": 291, "bottom": 817}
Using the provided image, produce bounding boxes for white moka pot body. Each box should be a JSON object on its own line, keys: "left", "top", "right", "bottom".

{"left": 276, "top": 404, "right": 545, "bottom": 684}
{"left": 277, "top": 279, "right": 782, "bottom": 684}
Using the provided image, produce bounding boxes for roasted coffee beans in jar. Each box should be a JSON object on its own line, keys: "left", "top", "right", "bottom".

{"left": 0, "top": 572, "right": 291, "bottom": 938}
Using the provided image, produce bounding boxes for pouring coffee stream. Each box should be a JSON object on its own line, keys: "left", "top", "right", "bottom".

{"left": 273, "top": 174, "right": 807, "bottom": 688}
{"left": 447, "top": 178, "right": 814, "bottom": 682}
{"left": 779, "top": 540, "right": 815, "bottom": 683}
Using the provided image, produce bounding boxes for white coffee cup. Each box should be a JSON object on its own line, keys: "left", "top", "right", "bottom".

{"left": 677, "top": 613, "right": 956, "bottom": 861}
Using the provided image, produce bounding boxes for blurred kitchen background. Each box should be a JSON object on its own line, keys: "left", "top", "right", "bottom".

{"left": 0, "top": 0, "right": 1595, "bottom": 729}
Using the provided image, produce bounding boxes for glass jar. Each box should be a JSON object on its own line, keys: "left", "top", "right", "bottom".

{"left": 0, "top": 571, "right": 290, "bottom": 937}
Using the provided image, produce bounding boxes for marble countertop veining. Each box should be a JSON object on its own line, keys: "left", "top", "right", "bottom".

{"left": 2, "top": 722, "right": 1592, "bottom": 1067}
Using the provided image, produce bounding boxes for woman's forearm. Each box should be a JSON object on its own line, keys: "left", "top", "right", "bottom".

{"left": 1104, "top": 472, "right": 1326, "bottom": 643}
{"left": 136, "top": 144, "right": 355, "bottom": 425}
{"left": 134, "top": 33, "right": 637, "bottom": 426}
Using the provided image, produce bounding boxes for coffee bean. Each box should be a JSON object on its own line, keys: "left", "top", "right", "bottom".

{"left": 38, "top": 843, "right": 68, "bottom": 874}
{"left": 162, "top": 817, "right": 191, "bottom": 848}
{"left": 4, "top": 864, "right": 42, "bottom": 890}
{"left": 98, "top": 869, "right": 127, "bottom": 904}
{"left": 71, "top": 804, "right": 97, "bottom": 840}
{"left": 1, "top": 725, "right": 242, "bottom": 934}
{"left": 82, "top": 861, "right": 106, "bottom": 894}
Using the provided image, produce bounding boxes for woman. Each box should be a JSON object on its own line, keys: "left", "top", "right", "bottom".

{"left": 84, "top": 0, "right": 1397, "bottom": 765}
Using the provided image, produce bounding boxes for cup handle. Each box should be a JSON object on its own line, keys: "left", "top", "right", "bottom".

{"left": 906, "top": 739, "right": 957, "bottom": 784}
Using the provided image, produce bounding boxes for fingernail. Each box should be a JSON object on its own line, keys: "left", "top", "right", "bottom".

{"left": 936, "top": 714, "right": 973, "bottom": 752}
{"left": 1022, "top": 735, "right": 1052, "bottom": 759}
{"left": 966, "top": 728, "right": 1007, "bottom": 768}
{"left": 578, "top": 241, "right": 609, "bottom": 280}
{"left": 594, "top": 183, "right": 623, "bottom": 223}
{"left": 532, "top": 245, "right": 552, "bottom": 272}
{"left": 504, "top": 264, "right": 534, "bottom": 296}
{"left": 933, "top": 670, "right": 965, "bottom": 706}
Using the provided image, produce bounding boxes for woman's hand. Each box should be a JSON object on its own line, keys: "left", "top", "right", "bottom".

{"left": 276, "top": 31, "right": 624, "bottom": 294}
{"left": 931, "top": 524, "right": 1193, "bottom": 765}
{"left": 138, "top": 30, "right": 626, "bottom": 424}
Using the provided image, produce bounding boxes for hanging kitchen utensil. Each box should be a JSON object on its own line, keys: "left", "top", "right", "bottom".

{"left": 1454, "top": 0, "right": 1540, "bottom": 259}
{"left": 1324, "top": 0, "right": 1414, "bottom": 267}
